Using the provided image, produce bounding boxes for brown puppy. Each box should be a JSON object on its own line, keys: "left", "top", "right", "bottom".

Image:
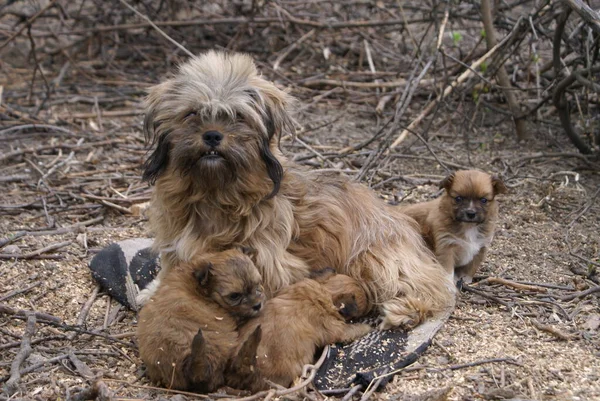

{"left": 401, "top": 170, "right": 507, "bottom": 282}
{"left": 138, "top": 50, "right": 455, "bottom": 329}
{"left": 230, "top": 271, "right": 372, "bottom": 391}
{"left": 136, "top": 248, "right": 264, "bottom": 392}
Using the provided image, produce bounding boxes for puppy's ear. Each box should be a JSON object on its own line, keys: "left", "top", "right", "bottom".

{"left": 193, "top": 262, "right": 213, "bottom": 287}
{"left": 492, "top": 175, "right": 508, "bottom": 195}
{"left": 142, "top": 133, "right": 170, "bottom": 185}
{"left": 439, "top": 172, "right": 456, "bottom": 191}
{"left": 309, "top": 267, "right": 337, "bottom": 283}
{"left": 239, "top": 246, "right": 258, "bottom": 263}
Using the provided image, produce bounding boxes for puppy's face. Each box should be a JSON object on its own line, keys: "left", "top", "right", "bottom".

{"left": 192, "top": 248, "right": 265, "bottom": 320}
{"left": 320, "top": 274, "right": 369, "bottom": 320}
{"left": 142, "top": 51, "right": 294, "bottom": 198}
{"left": 439, "top": 170, "right": 507, "bottom": 224}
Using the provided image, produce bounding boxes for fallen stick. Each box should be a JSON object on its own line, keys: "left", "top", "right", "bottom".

{"left": 0, "top": 240, "right": 71, "bottom": 260}
{"left": 531, "top": 320, "right": 577, "bottom": 341}
{"left": 479, "top": 277, "right": 548, "bottom": 293}
{"left": 0, "top": 304, "right": 62, "bottom": 324}
{"left": 2, "top": 314, "right": 36, "bottom": 395}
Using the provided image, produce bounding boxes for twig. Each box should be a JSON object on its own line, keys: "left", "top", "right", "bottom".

{"left": 2, "top": 313, "right": 36, "bottom": 395}
{"left": 41, "top": 17, "right": 431, "bottom": 37}
{"left": 0, "top": 0, "right": 59, "bottom": 51}
{"left": 531, "top": 320, "right": 577, "bottom": 341}
{"left": 341, "top": 385, "right": 363, "bottom": 401}
{"left": 0, "top": 281, "right": 43, "bottom": 302}
{"left": 116, "top": 0, "right": 194, "bottom": 58}
{"left": 560, "top": 286, "right": 600, "bottom": 301}
{"left": 478, "top": 277, "right": 548, "bottom": 293}
{"left": 273, "top": 29, "right": 315, "bottom": 71}
{"left": 562, "top": 0, "right": 600, "bottom": 34}
{"left": 480, "top": 0, "right": 527, "bottom": 140}
{"left": 302, "top": 78, "right": 433, "bottom": 89}
{"left": 0, "top": 354, "right": 69, "bottom": 383}
{"left": 461, "top": 284, "right": 513, "bottom": 308}
{"left": 0, "top": 240, "right": 71, "bottom": 260}
{"left": 0, "top": 304, "right": 62, "bottom": 324}
{"left": 360, "top": 369, "right": 389, "bottom": 401}
{"left": 0, "top": 231, "right": 26, "bottom": 248}
{"left": 69, "top": 285, "right": 101, "bottom": 341}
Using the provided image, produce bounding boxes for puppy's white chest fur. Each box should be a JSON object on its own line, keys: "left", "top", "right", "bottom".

{"left": 453, "top": 226, "right": 489, "bottom": 266}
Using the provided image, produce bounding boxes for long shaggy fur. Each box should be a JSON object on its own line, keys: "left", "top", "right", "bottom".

{"left": 139, "top": 50, "right": 456, "bottom": 329}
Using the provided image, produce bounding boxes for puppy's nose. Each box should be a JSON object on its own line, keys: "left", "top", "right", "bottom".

{"left": 466, "top": 210, "right": 477, "bottom": 219}
{"left": 202, "top": 130, "right": 223, "bottom": 147}
{"left": 252, "top": 302, "right": 262, "bottom": 312}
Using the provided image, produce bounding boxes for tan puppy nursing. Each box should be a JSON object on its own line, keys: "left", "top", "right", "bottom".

{"left": 136, "top": 248, "right": 263, "bottom": 391}
{"left": 231, "top": 269, "right": 372, "bottom": 391}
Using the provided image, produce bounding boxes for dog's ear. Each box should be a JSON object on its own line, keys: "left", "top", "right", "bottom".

{"left": 239, "top": 246, "right": 258, "bottom": 263}
{"left": 193, "top": 262, "right": 213, "bottom": 287}
{"left": 142, "top": 81, "right": 172, "bottom": 184}
{"left": 491, "top": 175, "right": 508, "bottom": 195}
{"left": 439, "top": 172, "right": 456, "bottom": 191}
{"left": 143, "top": 81, "right": 172, "bottom": 144}
{"left": 259, "top": 137, "right": 284, "bottom": 199}
{"left": 142, "top": 133, "right": 170, "bottom": 185}
{"left": 254, "top": 83, "right": 293, "bottom": 199}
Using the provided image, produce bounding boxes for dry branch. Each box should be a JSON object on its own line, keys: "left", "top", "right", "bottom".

{"left": 562, "top": 0, "right": 600, "bottom": 34}
{"left": 480, "top": 0, "right": 527, "bottom": 140}
{"left": 2, "top": 313, "right": 36, "bottom": 396}
{"left": 0, "top": 240, "right": 72, "bottom": 260}
{"left": 391, "top": 17, "right": 527, "bottom": 148}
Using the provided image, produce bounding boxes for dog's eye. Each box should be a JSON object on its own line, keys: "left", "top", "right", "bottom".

{"left": 184, "top": 111, "right": 197, "bottom": 120}
{"left": 480, "top": 198, "right": 488, "bottom": 204}
{"left": 228, "top": 292, "right": 242, "bottom": 302}
{"left": 454, "top": 196, "right": 463, "bottom": 203}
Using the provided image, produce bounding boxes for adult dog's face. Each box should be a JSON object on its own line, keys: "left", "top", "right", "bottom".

{"left": 142, "top": 51, "right": 294, "bottom": 197}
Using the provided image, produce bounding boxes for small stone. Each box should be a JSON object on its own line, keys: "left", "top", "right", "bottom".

{"left": 3, "top": 245, "right": 20, "bottom": 254}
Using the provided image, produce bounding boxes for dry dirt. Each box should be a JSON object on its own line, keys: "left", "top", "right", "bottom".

{"left": 1, "top": 98, "right": 599, "bottom": 400}
{"left": 1, "top": 1, "right": 600, "bottom": 400}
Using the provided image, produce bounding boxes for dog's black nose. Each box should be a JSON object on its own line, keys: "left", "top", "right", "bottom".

{"left": 466, "top": 211, "right": 477, "bottom": 219}
{"left": 252, "top": 302, "right": 262, "bottom": 312}
{"left": 203, "top": 131, "right": 223, "bottom": 147}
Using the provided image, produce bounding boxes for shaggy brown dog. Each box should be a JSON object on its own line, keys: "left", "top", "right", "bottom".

{"left": 229, "top": 271, "right": 372, "bottom": 391}
{"left": 401, "top": 170, "right": 507, "bottom": 282}
{"left": 138, "top": 50, "right": 455, "bottom": 329}
{"left": 136, "top": 248, "right": 264, "bottom": 391}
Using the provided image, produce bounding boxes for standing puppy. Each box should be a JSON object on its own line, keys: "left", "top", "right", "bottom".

{"left": 230, "top": 271, "right": 372, "bottom": 391}
{"left": 137, "top": 248, "right": 264, "bottom": 392}
{"left": 401, "top": 170, "right": 507, "bottom": 282}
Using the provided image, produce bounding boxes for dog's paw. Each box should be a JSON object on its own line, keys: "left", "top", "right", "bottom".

{"left": 135, "top": 278, "right": 161, "bottom": 306}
